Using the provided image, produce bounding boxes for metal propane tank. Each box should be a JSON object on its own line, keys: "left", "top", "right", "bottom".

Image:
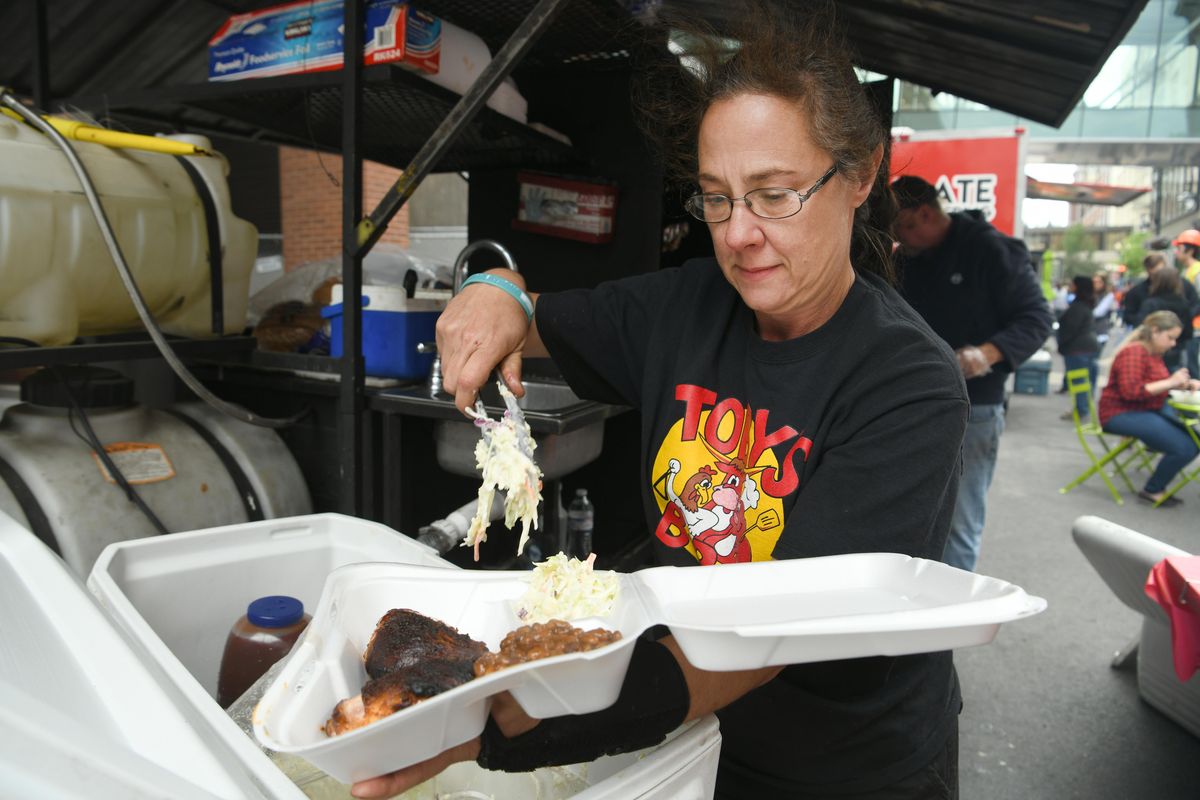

{"left": 0, "top": 112, "right": 257, "bottom": 345}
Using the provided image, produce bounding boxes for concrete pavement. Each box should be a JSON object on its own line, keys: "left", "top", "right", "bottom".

{"left": 957, "top": 363, "right": 1200, "bottom": 799}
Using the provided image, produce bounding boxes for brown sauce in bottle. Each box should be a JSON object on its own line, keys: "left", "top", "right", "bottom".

{"left": 217, "top": 595, "right": 310, "bottom": 708}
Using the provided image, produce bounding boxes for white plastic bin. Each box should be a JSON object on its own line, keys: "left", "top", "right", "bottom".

{"left": 86, "top": 514, "right": 452, "bottom": 799}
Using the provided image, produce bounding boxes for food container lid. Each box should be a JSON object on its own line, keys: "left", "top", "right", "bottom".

{"left": 247, "top": 595, "right": 304, "bottom": 627}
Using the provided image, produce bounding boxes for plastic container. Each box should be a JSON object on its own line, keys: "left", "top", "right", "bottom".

{"left": 255, "top": 554, "right": 1047, "bottom": 783}
{"left": 568, "top": 487, "right": 595, "bottom": 558}
{"left": 87, "top": 514, "right": 455, "bottom": 800}
{"left": 0, "top": 375, "right": 311, "bottom": 579}
{"left": 1014, "top": 349, "right": 1052, "bottom": 395}
{"left": 321, "top": 284, "right": 445, "bottom": 379}
{"left": 217, "top": 596, "right": 311, "bottom": 708}
{"left": 87, "top": 513, "right": 722, "bottom": 798}
{"left": 0, "top": 115, "right": 257, "bottom": 345}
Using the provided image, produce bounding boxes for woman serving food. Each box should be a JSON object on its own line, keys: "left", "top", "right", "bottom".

{"left": 353, "top": 3, "right": 968, "bottom": 798}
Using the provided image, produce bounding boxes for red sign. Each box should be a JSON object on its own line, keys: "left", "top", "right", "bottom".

{"left": 891, "top": 133, "right": 1023, "bottom": 236}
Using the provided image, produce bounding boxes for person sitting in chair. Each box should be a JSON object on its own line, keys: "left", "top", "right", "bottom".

{"left": 1098, "top": 310, "right": 1200, "bottom": 507}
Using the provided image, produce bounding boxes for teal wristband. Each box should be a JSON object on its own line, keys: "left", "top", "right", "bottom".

{"left": 461, "top": 273, "right": 534, "bottom": 321}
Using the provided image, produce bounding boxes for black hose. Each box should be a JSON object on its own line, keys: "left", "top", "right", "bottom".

{"left": 52, "top": 365, "right": 170, "bottom": 536}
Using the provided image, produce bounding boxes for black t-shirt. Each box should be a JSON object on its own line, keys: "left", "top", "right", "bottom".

{"left": 898, "top": 213, "right": 1053, "bottom": 406}
{"left": 536, "top": 258, "right": 968, "bottom": 794}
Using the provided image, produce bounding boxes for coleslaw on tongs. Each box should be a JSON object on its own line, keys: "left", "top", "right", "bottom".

{"left": 463, "top": 379, "right": 543, "bottom": 559}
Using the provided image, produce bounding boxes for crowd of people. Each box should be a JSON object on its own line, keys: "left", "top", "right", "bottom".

{"left": 1051, "top": 234, "right": 1200, "bottom": 505}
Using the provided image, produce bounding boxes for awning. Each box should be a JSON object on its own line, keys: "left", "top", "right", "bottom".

{"left": 0, "top": 0, "right": 1153, "bottom": 130}
{"left": 1026, "top": 177, "right": 1151, "bottom": 206}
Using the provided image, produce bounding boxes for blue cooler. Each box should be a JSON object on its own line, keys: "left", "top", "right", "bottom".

{"left": 321, "top": 285, "right": 446, "bottom": 379}
{"left": 1014, "top": 349, "right": 1052, "bottom": 395}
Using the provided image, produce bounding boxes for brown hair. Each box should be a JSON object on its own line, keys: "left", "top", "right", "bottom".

{"left": 1149, "top": 265, "right": 1184, "bottom": 297}
{"left": 1143, "top": 253, "right": 1166, "bottom": 272}
{"left": 1119, "top": 309, "right": 1183, "bottom": 353}
{"left": 633, "top": 1, "right": 895, "bottom": 282}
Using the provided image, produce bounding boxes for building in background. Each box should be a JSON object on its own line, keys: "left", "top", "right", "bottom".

{"left": 888, "top": 0, "right": 1200, "bottom": 278}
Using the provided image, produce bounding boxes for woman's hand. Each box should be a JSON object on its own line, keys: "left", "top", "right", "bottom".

{"left": 1169, "top": 367, "right": 1191, "bottom": 389}
{"left": 435, "top": 269, "right": 541, "bottom": 414}
{"left": 350, "top": 737, "right": 480, "bottom": 799}
{"left": 348, "top": 692, "right": 540, "bottom": 799}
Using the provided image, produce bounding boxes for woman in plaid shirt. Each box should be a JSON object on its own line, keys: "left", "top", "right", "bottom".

{"left": 1098, "top": 310, "right": 1200, "bottom": 506}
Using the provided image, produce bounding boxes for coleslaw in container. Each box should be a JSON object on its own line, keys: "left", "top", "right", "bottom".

{"left": 517, "top": 553, "right": 619, "bottom": 624}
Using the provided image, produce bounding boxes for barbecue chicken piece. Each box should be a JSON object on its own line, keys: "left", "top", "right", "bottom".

{"left": 364, "top": 608, "right": 488, "bottom": 679}
{"left": 323, "top": 608, "right": 488, "bottom": 737}
{"left": 323, "top": 659, "right": 476, "bottom": 736}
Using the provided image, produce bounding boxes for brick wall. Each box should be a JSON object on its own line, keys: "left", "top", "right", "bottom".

{"left": 280, "top": 146, "right": 410, "bottom": 270}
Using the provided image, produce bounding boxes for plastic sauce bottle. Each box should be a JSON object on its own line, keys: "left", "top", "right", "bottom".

{"left": 567, "top": 488, "right": 595, "bottom": 559}
{"left": 217, "top": 595, "right": 311, "bottom": 709}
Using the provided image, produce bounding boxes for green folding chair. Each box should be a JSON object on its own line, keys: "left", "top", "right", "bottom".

{"left": 1059, "top": 368, "right": 1143, "bottom": 504}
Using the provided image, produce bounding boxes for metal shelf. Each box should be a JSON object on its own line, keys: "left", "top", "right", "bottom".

{"left": 0, "top": 336, "right": 256, "bottom": 370}
{"left": 68, "top": 65, "right": 579, "bottom": 172}
{"left": 29, "top": 0, "right": 642, "bottom": 517}
{"left": 63, "top": 0, "right": 639, "bottom": 172}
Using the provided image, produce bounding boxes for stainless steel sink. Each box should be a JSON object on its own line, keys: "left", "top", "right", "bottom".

{"left": 370, "top": 377, "right": 627, "bottom": 480}
{"left": 476, "top": 380, "right": 582, "bottom": 412}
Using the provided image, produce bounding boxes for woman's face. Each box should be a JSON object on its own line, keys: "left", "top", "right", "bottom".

{"left": 696, "top": 93, "right": 874, "bottom": 338}
{"left": 1092, "top": 275, "right": 1104, "bottom": 293}
{"left": 1149, "top": 326, "right": 1181, "bottom": 354}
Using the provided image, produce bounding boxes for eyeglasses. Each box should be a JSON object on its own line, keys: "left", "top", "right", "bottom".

{"left": 684, "top": 164, "right": 838, "bottom": 223}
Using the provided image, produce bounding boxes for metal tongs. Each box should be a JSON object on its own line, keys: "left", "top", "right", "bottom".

{"left": 471, "top": 372, "right": 536, "bottom": 462}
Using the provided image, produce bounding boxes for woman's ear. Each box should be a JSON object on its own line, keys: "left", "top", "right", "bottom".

{"left": 852, "top": 143, "right": 885, "bottom": 208}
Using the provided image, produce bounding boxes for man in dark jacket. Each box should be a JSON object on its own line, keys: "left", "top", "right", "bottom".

{"left": 892, "top": 175, "right": 1053, "bottom": 572}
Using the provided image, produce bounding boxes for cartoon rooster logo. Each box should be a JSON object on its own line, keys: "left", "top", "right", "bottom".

{"left": 654, "top": 405, "right": 770, "bottom": 564}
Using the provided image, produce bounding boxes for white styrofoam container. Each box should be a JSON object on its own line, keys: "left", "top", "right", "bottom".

{"left": 84, "top": 512, "right": 725, "bottom": 799}
{"left": 86, "top": 513, "right": 454, "bottom": 799}
{"left": 0, "top": 510, "right": 254, "bottom": 799}
{"left": 635, "top": 553, "right": 1049, "bottom": 671}
{"left": 255, "top": 565, "right": 654, "bottom": 783}
{"left": 256, "top": 553, "right": 1046, "bottom": 783}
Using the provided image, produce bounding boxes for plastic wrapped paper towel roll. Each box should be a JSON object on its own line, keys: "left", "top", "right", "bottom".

{"left": 426, "top": 20, "right": 529, "bottom": 123}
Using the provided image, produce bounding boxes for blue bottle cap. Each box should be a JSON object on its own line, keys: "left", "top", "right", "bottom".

{"left": 247, "top": 595, "right": 304, "bottom": 627}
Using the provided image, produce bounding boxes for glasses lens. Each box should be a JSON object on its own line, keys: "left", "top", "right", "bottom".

{"left": 685, "top": 193, "right": 731, "bottom": 222}
{"left": 746, "top": 188, "right": 802, "bottom": 219}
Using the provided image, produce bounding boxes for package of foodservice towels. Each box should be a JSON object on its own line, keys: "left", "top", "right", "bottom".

{"left": 208, "top": 0, "right": 440, "bottom": 82}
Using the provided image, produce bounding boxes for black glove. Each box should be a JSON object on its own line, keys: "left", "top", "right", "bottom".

{"left": 476, "top": 637, "right": 691, "bottom": 771}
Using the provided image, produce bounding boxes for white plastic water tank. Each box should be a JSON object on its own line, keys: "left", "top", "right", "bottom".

{"left": 0, "top": 113, "right": 257, "bottom": 344}
{"left": 0, "top": 367, "right": 311, "bottom": 577}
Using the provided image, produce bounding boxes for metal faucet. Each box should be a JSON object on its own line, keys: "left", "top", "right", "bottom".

{"left": 428, "top": 239, "right": 519, "bottom": 396}
{"left": 452, "top": 239, "right": 518, "bottom": 295}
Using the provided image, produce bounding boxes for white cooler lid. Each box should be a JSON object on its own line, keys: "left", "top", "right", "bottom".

{"left": 331, "top": 283, "right": 447, "bottom": 312}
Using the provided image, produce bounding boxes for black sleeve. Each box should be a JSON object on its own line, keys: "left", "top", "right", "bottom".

{"left": 536, "top": 268, "right": 680, "bottom": 407}
{"left": 1123, "top": 283, "right": 1147, "bottom": 326}
{"left": 476, "top": 637, "right": 690, "bottom": 772}
{"left": 985, "top": 237, "right": 1054, "bottom": 369}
